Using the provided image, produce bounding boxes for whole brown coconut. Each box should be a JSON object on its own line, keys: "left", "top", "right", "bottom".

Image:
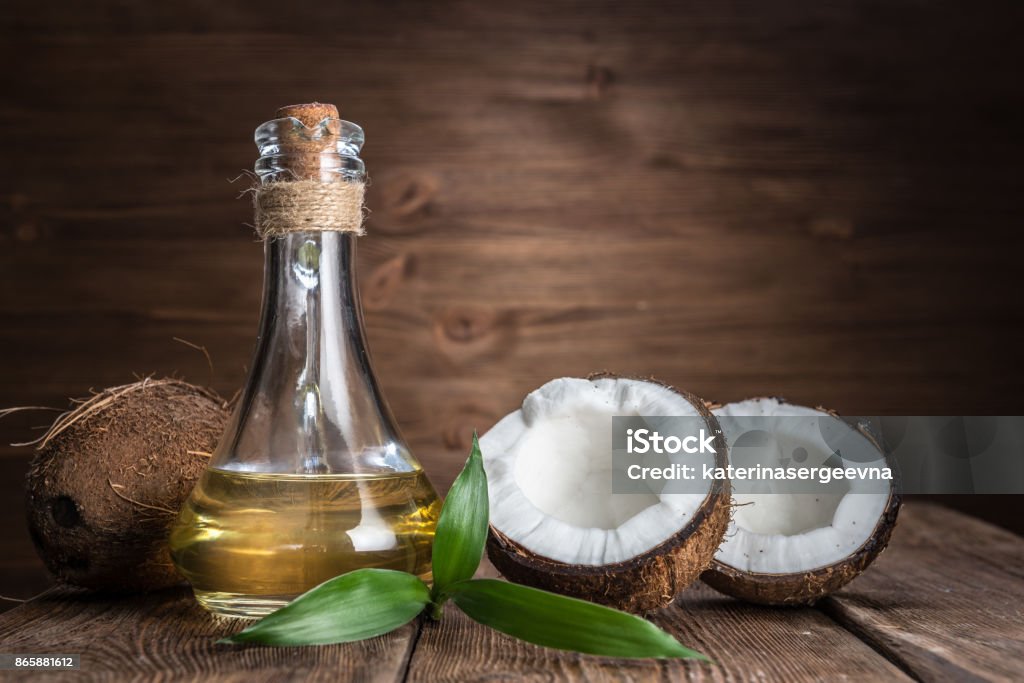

{"left": 25, "top": 379, "right": 229, "bottom": 592}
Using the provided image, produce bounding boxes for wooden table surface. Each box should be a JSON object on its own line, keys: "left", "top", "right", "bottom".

{"left": 0, "top": 503, "right": 1020, "bottom": 682}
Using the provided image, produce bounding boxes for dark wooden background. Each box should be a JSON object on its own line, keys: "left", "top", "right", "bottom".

{"left": 2, "top": 1, "right": 1022, "bottom": 600}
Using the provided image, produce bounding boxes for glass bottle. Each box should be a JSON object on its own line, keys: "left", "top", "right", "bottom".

{"left": 170, "top": 104, "right": 441, "bottom": 618}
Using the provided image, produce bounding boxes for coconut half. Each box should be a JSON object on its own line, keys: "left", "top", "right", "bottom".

{"left": 701, "top": 398, "right": 901, "bottom": 605}
{"left": 480, "top": 376, "right": 730, "bottom": 613}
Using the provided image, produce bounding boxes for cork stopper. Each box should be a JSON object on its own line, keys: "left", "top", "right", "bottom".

{"left": 276, "top": 102, "right": 339, "bottom": 127}
{"left": 255, "top": 102, "right": 364, "bottom": 183}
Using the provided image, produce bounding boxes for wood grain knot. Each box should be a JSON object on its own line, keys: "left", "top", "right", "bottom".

{"left": 363, "top": 253, "right": 414, "bottom": 310}
{"left": 586, "top": 64, "right": 615, "bottom": 98}
{"left": 15, "top": 222, "right": 39, "bottom": 242}
{"left": 434, "top": 307, "right": 517, "bottom": 364}
{"left": 371, "top": 170, "right": 440, "bottom": 234}
{"left": 443, "top": 405, "right": 502, "bottom": 452}
{"left": 2, "top": 193, "right": 42, "bottom": 242}
{"left": 809, "top": 217, "right": 855, "bottom": 239}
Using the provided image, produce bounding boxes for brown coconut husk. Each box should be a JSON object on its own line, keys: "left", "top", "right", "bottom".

{"left": 485, "top": 375, "right": 731, "bottom": 613}
{"left": 23, "top": 378, "right": 230, "bottom": 592}
{"left": 701, "top": 490, "right": 901, "bottom": 605}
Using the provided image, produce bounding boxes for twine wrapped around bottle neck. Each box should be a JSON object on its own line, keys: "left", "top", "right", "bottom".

{"left": 252, "top": 103, "right": 367, "bottom": 240}
{"left": 254, "top": 179, "right": 366, "bottom": 239}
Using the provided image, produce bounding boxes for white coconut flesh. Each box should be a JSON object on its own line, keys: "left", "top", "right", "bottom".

{"left": 712, "top": 398, "right": 891, "bottom": 574}
{"left": 480, "top": 377, "right": 718, "bottom": 566}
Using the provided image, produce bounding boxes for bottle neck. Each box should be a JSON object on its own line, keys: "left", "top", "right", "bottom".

{"left": 256, "top": 231, "right": 393, "bottom": 472}
{"left": 211, "top": 116, "right": 414, "bottom": 475}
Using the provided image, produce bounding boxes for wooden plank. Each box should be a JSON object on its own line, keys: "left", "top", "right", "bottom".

{"left": 1, "top": 0, "right": 1024, "bottom": 536}
{"left": 0, "top": 503, "right": 1019, "bottom": 681}
{"left": 405, "top": 563, "right": 911, "bottom": 682}
{"left": 0, "top": 454, "right": 51, "bottom": 611}
{"left": 0, "top": 526, "right": 912, "bottom": 682}
{"left": 0, "top": 586, "right": 415, "bottom": 682}
{"left": 407, "top": 589, "right": 912, "bottom": 682}
{"left": 821, "top": 503, "right": 1024, "bottom": 682}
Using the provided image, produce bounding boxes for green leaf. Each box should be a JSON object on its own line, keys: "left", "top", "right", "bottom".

{"left": 431, "top": 432, "right": 489, "bottom": 596}
{"left": 449, "top": 580, "right": 708, "bottom": 660}
{"left": 219, "top": 569, "right": 430, "bottom": 646}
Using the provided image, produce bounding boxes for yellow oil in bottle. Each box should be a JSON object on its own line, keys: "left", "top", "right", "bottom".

{"left": 169, "top": 468, "right": 440, "bottom": 617}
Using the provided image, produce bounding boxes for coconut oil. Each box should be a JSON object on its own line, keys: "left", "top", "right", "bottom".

{"left": 169, "top": 468, "right": 439, "bottom": 617}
